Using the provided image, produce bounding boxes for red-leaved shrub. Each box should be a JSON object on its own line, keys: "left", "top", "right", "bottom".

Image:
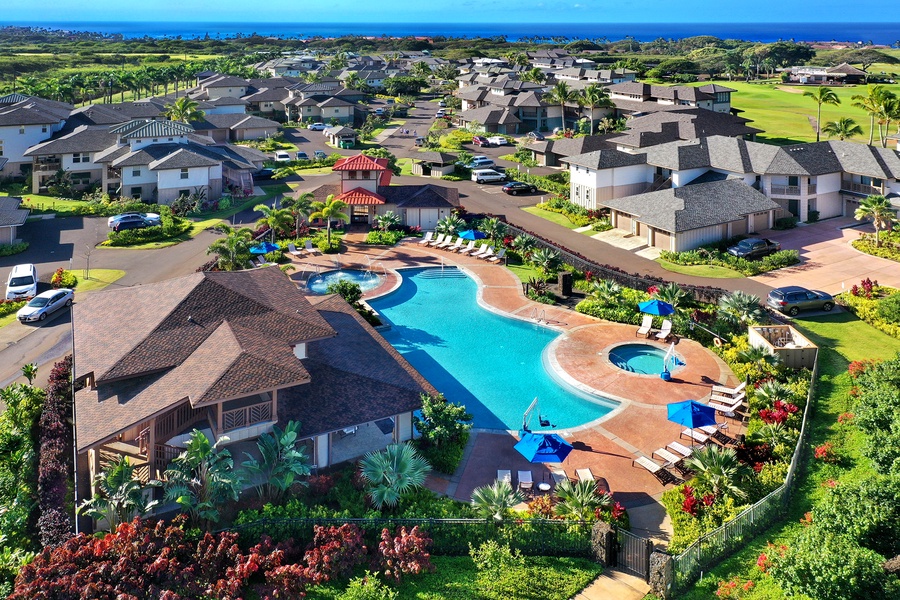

{"left": 375, "top": 526, "right": 435, "bottom": 583}
{"left": 303, "top": 524, "right": 366, "bottom": 584}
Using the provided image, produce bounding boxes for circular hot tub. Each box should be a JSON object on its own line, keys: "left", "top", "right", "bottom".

{"left": 307, "top": 269, "right": 384, "bottom": 295}
{"left": 607, "top": 343, "right": 684, "bottom": 375}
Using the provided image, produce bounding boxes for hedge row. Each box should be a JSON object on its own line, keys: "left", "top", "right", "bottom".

{"left": 659, "top": 247, "right": 800, "bottom": 276}
{"left": 105, "top": 206, "right": 191, "bottom": 247}
{"left": 0, "top": 242, "right": 29, "bottom": 257}
{"left": 504, "top": 168, "right": 570, "bottom": 198}
{"left": 37, "top": 357, "right": 74, "bottom": 548}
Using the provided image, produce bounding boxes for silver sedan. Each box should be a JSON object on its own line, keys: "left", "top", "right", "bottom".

{"left": 16, "top": 288, "right": 74, "bottom": 323}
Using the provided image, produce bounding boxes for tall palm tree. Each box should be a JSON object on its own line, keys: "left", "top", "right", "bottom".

{"left": 854, "top": 194, "right": 897, "bottom": 247}
{"left": 520, "top": 68, "right": 546, "bottom": 85}
{"left": 580, "top": 84, "right": 613, "bottom": 136}
{"left": 717, "top": 291, "right": 764, "bottom": 325}
{"left": 544, "top": 81, "right": 578, "bottom": 131}
{"left": 554, "top": 479, "right": 611, "bottom": 521}
{"left": 254, "top": 203, "right": 294, "bottom": 243}
{"left": 165, "top": 96, "right": 205, "bottom": 123}
{"left": 206, "top": 223, "right": 254, "bottom": 271}
{"left": 480, "top": 216, "right": 507, "bottom": 243}
{"left": 343, "top": 72, "right": 363, "bottom": 90}
{"left": 470, "top": 479, "right": 523, "bottom": 520}
{"left": 281, "top": 191, "right": 315, "bottom": 235}
{"left": 821, "top": 117, "right": 864, "bottom": 141}
{"left": 309, "top": 194, "right": 350, "bottom": 246}
{"left": 359, "top": 443, "right": 431, "bottom": 510}
{"left": 852, "top": 85, "right": 893, "bottom": 146}
{"left": 685, "top": 445, "right": 751, "bottom": 500}
{"left": 803, "top": 86, "right": 840, "bottom": 142}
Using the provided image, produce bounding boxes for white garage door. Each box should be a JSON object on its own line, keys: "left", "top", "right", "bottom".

{"left": 408, "top": 209, "right": 440, "bottom": 230}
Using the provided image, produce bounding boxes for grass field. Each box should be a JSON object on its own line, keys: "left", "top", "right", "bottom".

{"left": 707, "top": 80, "right": 900, "bottom": 145}
{"left": 69, "top": 269, "right": 126, "bottom": 292}
{"left": 656, "top": 259, "right": 744, "bottom": 279}
{"left": 521, "top": 206, "right": 581, "bottom": 229}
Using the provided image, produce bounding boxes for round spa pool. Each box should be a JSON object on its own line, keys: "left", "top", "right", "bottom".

{"left": 307, "top": 269, "right": 384, "bottom": 295}
{"left": 608, "top": 343, "right": 684, "bottom": 375}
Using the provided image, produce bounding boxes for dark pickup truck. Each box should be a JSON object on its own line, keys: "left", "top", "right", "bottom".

{"left": 727, "top": 238, "right": 781, "bottom": 259}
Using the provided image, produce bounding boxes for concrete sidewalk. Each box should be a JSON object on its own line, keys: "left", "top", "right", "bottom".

{"left": 574, "top": 569, "right": 651, "bottom": 600}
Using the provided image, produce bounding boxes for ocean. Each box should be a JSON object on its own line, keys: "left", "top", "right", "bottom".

{"left": 6, "top": 21, "right": 900, "bottom": 45}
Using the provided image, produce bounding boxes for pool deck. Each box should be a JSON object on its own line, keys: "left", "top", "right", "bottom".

{"left": 287, "top": 236, "right": 745, "bottom": 543}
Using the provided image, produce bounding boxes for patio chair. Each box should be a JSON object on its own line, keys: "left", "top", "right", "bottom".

{"left": 711, "top": 381, "right": 746, "bottom": 398}
{"left": 576, "top": 468, "right": 595, "bottom": 483}
{"left": 304, "top": 240, "right": 320, "bottom": 255}
{"left": 459, "top": 242, "right": 485, "bottom": 256}
{"left": 708, "top": 395, "right": 746, "bottom": 417}
{"left": 477, "top": 247, "right": 495, "bottom": 261}
{"left": 517, "top": 470, "right": 533, "bottom": 492}
{"left": 550, "top": 468, "right": 569, "bottom": 487}
{"left": 681, "top": 428, "right": 710, "bottom": 445}
{"left": 471, "top": 245, "right": 492, "bottom": 259}
{"left": 497, "top": 469, "right": 512, "bottom": 484}
{"left": 655, "top": 319, "right": 673, "bottom": 341}
{"left": 287, "top": 243, "right": 303, "bottom": 258}
{"left": 699, "top": 425, "right": 738, "bottom": 446}
{"left": 418, "top": 231, "right": 434, "bottom": 245}
{"left": 667, "top": 441, "right": 695, "bottom": 457}
{"left": 635, "top": 314, "right": 653, "bottom": 338}
{"left": 486, "top": 248, "right": 507, "bottom": 263}
{"left": 653, "top": 447, "right": 695, "bottom": 477}
{"left": 338, "top": 426, "right": 358, "bottom": 438}
{"left": 436, "top": 235, "right": 457, "bottom": 249}
{"left": 634, "top": 455, "right": 681, "bottom": 486}
{"left": 254, "top": 256, "right": 268, "bottom": 267}
{"left": 455, "top": 240, "right": 476, "bottom": 254}
{"left": 428, "top": 233, "right": 446, "bottom": 247}
{"left": 710, "top": 391, "right": 746, "bottom": 406}
{"left": 444, "top": 237, "right": 464, "bottom": 251}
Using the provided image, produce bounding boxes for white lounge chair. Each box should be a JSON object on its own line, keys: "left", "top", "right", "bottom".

{"left": 444, "top": 237, "right": 464, "bottom": 251}
{"left": 711, "top": 381, "right": 746, "bottom": 398}
{"left": 550, "top": 468, "right": 569, "bottom": 486}
{"left": 681, "top": 428, "right": 710, "bottom": 445}
{"left": 455, "top": 240, "right": 475, "bottom": 254}
{"left": 459, "top": 242, "right": 485, "bottom": 256}
{"left": 428, "top": 233, "right": 446, "bottom": 247}
{"left": 254, "top": 256, "right": 268, "bottom": 267}
{"left": 304, "top": 240, "right": 320, "bottom": 255}
{"left": 436, "top": 235, "right": 457, "bottom": 249}
{"left": 497, "top": 469, "right": 511, "bottom": 484}
{"left": 710, "top": 391, "right": 746, "bottom": 405}
{"left": 652, "top": 448, "right": 694, "bottom": 476}
{"left": 418, "top": 231, "right": 434, "bottom": 245}
{"left": 287, "top": 243, "right": 303, "bottom": 257}
{"left": 633, "top": 455, "right": 680, "bottom": 485}
{"left": 636, "top": 314, "right": 653, "bottom": 338}
{"left": 477, "top": 247, "right": 495, "bottom": 261}
{"left": 667, "top": 441, "right": 694, "bottom": 458}
{"left": 655, "top": 319, "right": 673, "bottom": 341}
{"left": 517, "top": 470, "right": 533, "bottom": 491}
{"left": 576, "top": 468, "right": 594, "bottom": 483}
{"left": 708, "top": 395, "right": 746, "bottom": 416}
{"left": 699, "top": 424, "right": 738, "bottom": 446}
{"left": 486, "top": 248, "right": 506, "bottom": 263}
{"left": 471, "top": 245, "right": 492, "bottom": 259}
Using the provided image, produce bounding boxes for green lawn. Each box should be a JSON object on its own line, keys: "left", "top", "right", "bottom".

{"left": 70, "top": 269, "right": 126, "bottom": 292}
{"left": 678, "top": 312, "right": 900, "bottom": 599}
{"left": 699, "top": 80, "right": 900, "bottom": 145}
{"left": 504, "top": 254, "right": 543, "bottom": 283}
{"left": 396, "top": 158, "right": 416, "bottom": 176}
{"left": 521, "top": 206, "right": 580, "bottom": 230}
{"left": 656, "top": 259, "right": 744, "bottom": 279}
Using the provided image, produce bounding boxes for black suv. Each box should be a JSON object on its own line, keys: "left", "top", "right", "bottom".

{"left": 766, "top": 286, "right": 834, "bottom": 316}
{"left": 113, "top": 219, "right": 150, "bottom": 232}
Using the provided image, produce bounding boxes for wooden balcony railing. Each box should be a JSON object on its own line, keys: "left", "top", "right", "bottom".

{"left": 769, "top": 185, "right": 801, "bottom": 196}
{"left": 841, "top": 180, "right": 883, "bottom": 195}
{"left": 222, "top": 400, "right": 273, "bottom": 432}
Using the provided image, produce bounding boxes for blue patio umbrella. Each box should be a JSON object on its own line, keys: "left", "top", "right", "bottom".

{"left": 638, "top": 299, "right": 675, "bottom": 316}
{"left": 250, "top": 241, "right": 280, "bottom": 255}
{"left": 514, "top": 432, "right": 573, "bottom": 463}
{"left": 666, "top": 400, "right": 717, "bottom": 430}
{"left": 459, "top": 229, "right": 487, "bottom": 240}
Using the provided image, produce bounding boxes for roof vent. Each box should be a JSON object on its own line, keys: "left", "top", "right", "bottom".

{"left": 188, "top": 315, "right": 196, "bottom": 323}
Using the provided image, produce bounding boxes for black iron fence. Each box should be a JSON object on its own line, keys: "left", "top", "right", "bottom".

{"left": 228, "top": 517, "right": 593, "bottom": 557}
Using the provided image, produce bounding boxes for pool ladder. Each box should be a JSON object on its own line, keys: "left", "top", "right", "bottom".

{"left": 531, "top": 308, "right": 546, "bottom": 323}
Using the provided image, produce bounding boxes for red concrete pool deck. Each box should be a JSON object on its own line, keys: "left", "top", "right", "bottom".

{"left": 288, "top": 238, "right": 743, "bottom": 508}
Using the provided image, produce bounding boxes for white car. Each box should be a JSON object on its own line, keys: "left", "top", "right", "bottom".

{"left": 487, "top": 136, "right": 509, "bottom": 146}
{"left": 307, "top": 122, "right": 326, "bottom": 131}
{"left": 273, "top": 151, "right": 291, "bottom": 162}
{"left": 17, "top": 288, "right": 73, "bottom": 323}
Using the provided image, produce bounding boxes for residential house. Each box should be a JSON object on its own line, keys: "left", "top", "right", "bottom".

{"left": 553, "top": 67, "right": 637, "bottom": 85}
{"left": 410, "top": 152, "right": 458, "bottom": 178}
{"left": 607, "top": 82, "right": 735, "bottom": 115}
{"left": 529, "top": 135, "right": 614, "bottom": 167}
{"left": 0, "top": 197, "right": 30, "bottom": 245}
{"left": 24, "top": 125, "right": 119, "bottom": 193}
{"left": 73, "top": 267, "right": 434, "bottom": 501}
{"left": 609, "top": 108, "right": 760, "bottom": 151}
{"left": 0, "top": 94, "right": 71, "bottom": 178}
{"left": 190, "top": 114, "right": 280, "bottom": 144}
{"left": 784, "top": 63, "right": 867, "bottom": 85}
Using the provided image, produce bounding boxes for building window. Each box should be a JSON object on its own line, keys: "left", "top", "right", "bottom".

{"left": 19, "top": 126, "right": 25, "bottom": 134}
{"left": 335, "top": 109, "right": 340, "bottom": 113}
{"left": 168, "top": 138, "right": 173, "bottom": 141}
{"left": 179, "top": 189, "right": 190, "bottom": 197}
{"left": 362, "top": 171, "right": 370, "bottom": 179}
{"left": 41, "top": 125, "right": 48, "bottom": 133}
{"left": 348, "top": 171, "right": 356, "bottom": 179}
{"left": 72, "top": 153, "right": 88, "bottom": 163}
{"left": 71, "top": 172, "right": 91, "bottom": 184}
{"left": 131, "top": 187, "right": 142, "bottom": 199}
{"left": 132, "top": 168, "right": 141, "bottom": 177}
{"left": 180, "top": 168, "right": 189, "bottom": 180}
{"left": 788, "top": 176, "right": 799, "bottom": 187}
{"left": 152, "top": 138, "right": 158, "bottom": 142}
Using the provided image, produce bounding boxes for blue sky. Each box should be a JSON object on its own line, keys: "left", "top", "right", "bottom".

{"left": 3, "top": 0, "right": 893, "bottom": 24}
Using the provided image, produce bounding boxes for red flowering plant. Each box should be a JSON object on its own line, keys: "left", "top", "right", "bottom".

{"left": 502, "top": 234, "right": 515, "bottom": 248}
{"left": 584, "top": 270, "right": 594, "bottom": 282}
{"left": 647, "top": 285, "right": 660, "bottom": 296}
{"left": 758, "top": 399, "right": 799, "bottom": 425}
{"left": 715, "top": 576, "right": 754, "bottom": 598}
{"left": 848, "top": 360, "right": 876, "bottom": 379}
{"left": 814, "top": 442, "right": 837, "bottom": 463}
{"left": 596, "top": 501, "right": 629, "bottom": 528}
{"left": 799, "top": 512, "right": 813, "bottom": 527}
{"left": 850, "top": 277, "right": 877, "bottom": 299}
{"left": 375, "top": 526, "right": 435, "bottom": 583}
{"left": 303, "top": 524, "right": 367, "bottom": 584}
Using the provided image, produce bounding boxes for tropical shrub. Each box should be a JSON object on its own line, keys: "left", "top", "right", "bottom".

{"left": 37, "top": 357, "right": 73, "bottom": 547}
{"left": 470, "top": 479, "right": 523, "bottom": 520}
{"left": 49, "top": 268, "right": 77, "bottom": 289}
{"left": 375, "top": 525, "right": 435, "bottom": 582}
{"left": 242, "top": 420, "right": 311, "bottom": 505}
{"left": 659, "top": 247, "right": 800, "bottom": 276}
{"left": 359, "top": 443, "right": 431, "bottom": 510}
{"left": 365, "top": 229, "right": 405, "bottom": 245}
{"left": 340, "top": 572, "right": 399, "bottom": 600}
{"left": 813, "top": 474, "right": 900, "bottom": 558}
{"left": 0, "top": 242, "right": 29, "bottom": 257}
{"left": 412, "top": 393, "right": 472, "bottom": 474}
{"left": 837, "top": 285, "right": 900, "bottom": 339}
{"left": 852, "top": 355, "right": 900, "bottom": 475}
{"left": 105, "top": 206, "right": 191, "bottom": 247}
{"left": 303, "top": 524, "right": 367, "bottom": 584}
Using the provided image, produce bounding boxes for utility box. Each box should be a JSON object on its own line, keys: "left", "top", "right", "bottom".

{"left": 558, "top": 271, "right": 573, "bottom": 296}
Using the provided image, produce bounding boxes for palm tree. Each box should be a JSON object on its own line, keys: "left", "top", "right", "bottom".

{"left": 281, "top": 191, "right": 315, "bottom": 235}
{"left": 309, "top": 194, "right": 350, "bottom": 247}
{"left": 359, "top": 443, "right": 431, "bottom": 510}
{"left": 480, "top": 216, "right": 507, "bottom": 243}
{"left": 654, "top": 282, "right": 688, "bottom": 309}
{"left": 20, "top": 363, "right": 37, "bottom": 385}
{"left": 685, "top": 445, "right": 751, "bottom": 500}
{"left": 241, "top": 421, "right": 310, "bottom": 505}
{"left": 754, "top": 380, "right": 794, "bottom": 405}
{"left": 749, "top": 422, "right": 795, "bottom": 449}
{"left": 803, "top": 86, "right": 840, "bottom": 142}
{"left": 554, "top": 479, "right": 611, "bottom": 521}
{"left": 590, "top": 279, "right": 621, "bottom": 305}
{"left": 530, "top": 247, "right": 561, "bottom": 274}
{"left": 852, "top": 85, "right": 893, "bottom": 145}
{"left": 165, "top": 96, "right": 205, "bottom": 123}
{"left": 854, "top": 194, "right": 897, "bottom": 247}
{"left": 160, "top": 430, "right": 243, "bottom": 529}
{"left": 717, "top": 291, "right": 764, "bottom": 325}
{"left": 254, "top": 203, "right": 294, "bottom": 242}
{"left": 739, "top": 345, "right": 781, "bottom": 367}
{"left": 821, "top": 117, "right": 864, "bottom": 141}
{"left": 375, "top": 210, "right": 401, "bottom": 231}
{"left": 520, "top": 68, "right": 546, "bottom": 85}
{"left": 470, "top": 479, "right": 523, "bottom": 520}
{"left": 435, "top": 213, "right": 464, "bottom": 236}
{"left": 77, "top": 455, "right": 158, "bottom": 532}
{"left": 343, "top": 72, "right": 363, "bottom": 90}
{"left": 579, "top": 84, "right": 613, "bottom": 136}
{"left": 206, "top": 223, "right": 254, "bottom": 271}
{"left": 512, "top": 233, "right": 537, "bottom": 259}
{"left": 544, "top": 81, "right": 578, "bottom": 131}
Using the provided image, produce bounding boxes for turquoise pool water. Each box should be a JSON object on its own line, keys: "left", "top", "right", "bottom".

{"left": 307, "top": 269, "right": 384, "bottom": 294}
{"left": 368, "top": 268, "right": 617, "bottom": 431}
{"left": 608, "top": 343, "right": 684, "bottom": 375}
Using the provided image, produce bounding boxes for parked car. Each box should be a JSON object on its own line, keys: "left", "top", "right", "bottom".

{"left": 471, "top": 169, "right": 507, "bottom": 184}
{"left": 766, "top": 286, "right": 834, "bottom": 316}
{"left": 108, "top": 212, "right": 161, "bottom": 228}
{"left": 438, "top": 100, "right": 447, "bottom": 107}
{"left": 273, "top": 151, "right": 291, "bottom": 162}
{"left": 5, "top": 263, "right": 38, "bottom": 300}
{"left": 414, "top": 137, "right": 427, "bottom": 147}
{"left": 527, "top": 131, "right": 545, "bottom": 141}
{"left": 472, "top": 135, "right": 491, "bottom": 147}
{"left": 487, "top": 136, "right": 509, "bottom": 146}
{"left": 16, "top": 288, "right": 73, "bottom": 323}
{"left": 113, "top": 218, "right": 152, "bottom": 233}
{"left": 314, "top": 150, "right": 328, "bottom": 160}
{"left": 374, "top": 108, "right": 384, "bottom": 116}
{"left": 307, "top": 122, "right": 326, "bottom": 131}
{"left": 254, "top": 168, "right": 275, "bottom": 180}
{"left": 727, "top": 238, "right": 781, "bottom": 259}
{"left": 502, "top": 181, "right": 538, "bottom": 195}
{"left": 295, "top": 151, "right": 309, "bottom": 161}
{"left": 465, "top": 158, "right": 495, "bottom": 169}
{"left": 435, "top": 110, "right": 446, "bottom": 118}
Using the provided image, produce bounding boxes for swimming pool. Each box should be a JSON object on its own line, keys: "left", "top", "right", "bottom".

{"left": 608, "top": 343, "right": 684, "bottom": 375}
{"left": 307, "top": 269, "right": 384, "bottom": 294}
{"left": 368, "top": 267, "right": 617, "bottom": 431}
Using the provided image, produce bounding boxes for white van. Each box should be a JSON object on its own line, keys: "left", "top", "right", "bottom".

{"left": 6, "top": 264, "right": 38, "bottom": 300}
{"left": 471, "top": 169, "right": 507, "bottom": 184}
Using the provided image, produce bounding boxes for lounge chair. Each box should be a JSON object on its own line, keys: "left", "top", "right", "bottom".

{"left": 486, "top": 248, "right": 507, "bottom": 263}
{"left": 459, "top": 242, "right": 484, "bottom": 256}
{"left": 428, "top": 233, "right": 446, "bottom": 247}
{"left": 699, "top": 425, "right": 738, "bottom": 446}
{"left": 444, "top": 237, "right": 464, "bottom": 251}
{"left": 304, "top": 240, "right": 320, "bottom": 255}
{"left": 653, "top": 447, "right": 695, "bottom": 477}
{"left": 550, "top": 468, "right": 569, "bottom": 486}
{"left": 576, "top": 468, "right": 594, "bottom": 483}
{"left": 287, "top": 243, "right": 303, "bottom": 258}
{"left": 254, "top": 256, "right": 268, "bottom": 267}
{"left": 710, "top": 391, "right": 746, "bottom": 406}
{"left": 471, "top": 245, "right": 492, "bottom": 259}
{"left": 667, "top": 441, "right": 695, "bottom": 457}
{"left": 655, "top": 319, "right": 673, "bottom": 341}
{"left": 477, "top": 247, "right": 495, "bottom": 261}
{"left": 455, "top": 240, "right": 475, "bottom": 254}
{"left": 418, "top": 231, "right": 434, "bottom": 245}
{"left": 708, "top": 395, "right": 746, "bottom": 417}
{"left": 634, "top": 455, "right": 681, "bottom": 486}
{"left": 681, "top": 428, "right": 710, "bottom": 445}
{"left": 711, "top": 381, "right": 746, "bottom": 398}
{"left": 636, "top": 314, "right": 653, "bottom": 338}
{"left": 497, "top": 469, "right": 512, "bottom": 484}
{"left": 517, "top": 470, "right": 533, "bottom": 492}
{"left": 436, "top": 235, "right": 457, "bottom": 249}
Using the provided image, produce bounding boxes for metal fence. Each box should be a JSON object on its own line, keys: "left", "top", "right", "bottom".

{"left": 501, "top": 221, "right": 727, "bottom": 304}
{"left": 617, "top": 527, "right": 654, "bottom": 581}
{"left": 228, "top": 517, "right": 593, "bottom": 558}
{"left": 671, "top": 356, "right": 819, "bottom": 591}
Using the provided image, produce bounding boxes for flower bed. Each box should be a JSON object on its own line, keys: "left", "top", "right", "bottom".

{"left": 836, "top": 279, "right": 900, "bottom": 339}
{"left": 850, "top": 230, "right": 900, "bottom": 262}
{"left": 660, "top": 244, "right": 800, "bottom": 277}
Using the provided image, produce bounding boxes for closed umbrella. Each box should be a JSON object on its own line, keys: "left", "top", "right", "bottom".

{"left": 459, "top": 229, "right": 487, "bottom": 240}
{"left": 250, "top": 241, "right": 280, "bottom": 255}
{"left": 638, "top": 299, "right": 675, "bottom": 316}
{"left": 514, "top": 432, "right": 573, "bottom": 463}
